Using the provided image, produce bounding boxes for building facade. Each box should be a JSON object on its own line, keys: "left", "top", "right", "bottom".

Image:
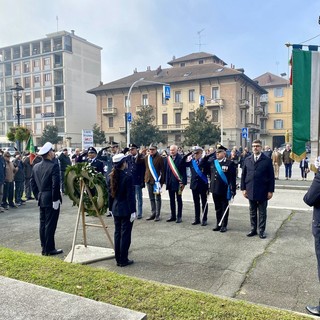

{"left": 88, "top": 52, "right": 266, "bottom": 149}
{"left": 254, "top": 72, "right": 292, "bottom": 148}
{"left": 0, "top": 30, "right": 102, "bottom": 147}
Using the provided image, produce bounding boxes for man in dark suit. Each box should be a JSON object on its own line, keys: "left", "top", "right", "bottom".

{"left": 165, "top": 144, "right": 187, "bottom": 223}
{"left": 186, "top": 146, "right": 210, "bottom": 226}
{"left": 31, "top": 142, "right": 63, "bottom": 256}
{"left": 241, "top": 139, "right": 275, "bottom": 239}
{"left": 209, "top": 144, "right": 237, "bottom": 233}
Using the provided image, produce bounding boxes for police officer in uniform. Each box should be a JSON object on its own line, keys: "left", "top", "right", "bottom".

{"left": 209, "top": 144, "right": 237, "bottom": 232}
{"left": 87, "top": 147, "right": 104, "bottom": 174}
{"left": 31, "top": 142, "right": 63, "bottom": 256}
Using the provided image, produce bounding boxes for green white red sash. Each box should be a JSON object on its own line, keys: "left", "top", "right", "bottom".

{"left": 167, "top": 156, "right": 184, "bottom": 194}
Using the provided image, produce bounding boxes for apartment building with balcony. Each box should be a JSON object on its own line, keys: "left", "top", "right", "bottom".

{"left": 0, "top": 30, "right": 102, "bottom": 147}
{"left": 88, "top": 52, "right": 266, "bottom": 148}
{"left": 254, "top": 72, "right": 292, "bottom": 148}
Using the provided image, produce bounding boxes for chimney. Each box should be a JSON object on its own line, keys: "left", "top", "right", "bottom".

{"left": 71, "top": 30, "right": 75, "bottom": 35}
{"left": 133, "top": 68, "right": 137, "bottom": 73}
{"left": 147, "top": 66, "right": 151, "bottom": 71}
{"left": 156, "top": 65, "right": 162, "bottom": 75}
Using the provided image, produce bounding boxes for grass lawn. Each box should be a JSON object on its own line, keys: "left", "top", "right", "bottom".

{"left": 0, "top": 247, "right": 310, "bottom": 319}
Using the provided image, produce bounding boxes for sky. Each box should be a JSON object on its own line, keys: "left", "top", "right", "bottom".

{"left": 1, "top": 0, "right": 320, "bottom": 84}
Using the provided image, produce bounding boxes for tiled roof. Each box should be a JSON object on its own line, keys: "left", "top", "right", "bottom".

{"left": 167, "top": 52, "right": 226, "bottom": 65}
{"left": 254, "top": 72, "right": 289, "bottom": 87}
{"left": 88, "top": 63, "right": 266, "bottom": 94}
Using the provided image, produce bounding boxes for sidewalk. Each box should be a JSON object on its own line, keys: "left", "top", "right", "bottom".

{"left": 0, "top": 185, "right": 317, "bottom": 318}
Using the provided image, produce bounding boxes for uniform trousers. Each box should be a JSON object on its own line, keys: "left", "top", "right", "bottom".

{"left": 24, "top": 177, "right": 32, "bottom": 198}
{"left": 113, "top": 215, "right": 133, "bottom": 264}
{"left": 134, "top": 185, "right": 143, "bottom": 218}
{"left": 212, "top": 193, "right": 229, "bottom": 228}
{"left": 248, "top": 199, "right": 268, "bottom": 233}
{"left": 192, "top": 189, "right": 208, "bottom": 222}
{"left": 168, "top": 189, "right": 182, "bottom": 220}
{"left": 40, "top": 206, "right": 60, "bottom": 254}
{"left": 146, "top": 182, "right": 161, "bottom": 218}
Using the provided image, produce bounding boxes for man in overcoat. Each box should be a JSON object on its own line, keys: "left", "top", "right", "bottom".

{"left": 241, "top": 139, "right": 274, "bottom": 239}
{"left": 31, "top": 142, "right": 63, "bottom": 256}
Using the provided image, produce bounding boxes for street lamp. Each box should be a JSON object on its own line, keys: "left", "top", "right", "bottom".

{"left": 126, "top": 78, "right": 170, "bottom": 146}
{"left": 10, "top": 82, "right": 24, "bottom": 151}
{"left": 220, "top": 105, "right": 224, "bottom": 145}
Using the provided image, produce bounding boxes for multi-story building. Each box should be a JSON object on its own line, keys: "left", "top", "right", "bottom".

{"left": 0, "top": 30, "right": 102, "bottom": 147}
{"left": 254, "top": 72, "right": 292, "bottom": 148}
{"left": 88, "top": 52, "right": 266, "bottom": 149}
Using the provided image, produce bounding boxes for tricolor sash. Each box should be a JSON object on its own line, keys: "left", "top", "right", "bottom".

{"left": 148, "top": 155, "right": 161, "bottom": 194}
{"left": 214, "top": 159, "right": 232, "bottom": 200}
{"left": 167, "top": 156, "right": 184, "bottom": 194}
{"left": 191, "top": 159, "right": 208, "bottom": 184}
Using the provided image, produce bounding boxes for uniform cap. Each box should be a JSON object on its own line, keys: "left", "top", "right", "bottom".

{"left": 216, "top": 144, "right": 227, "bottom": 153}
{"left": 112, "top": 153, "right": 127, "bottom": 164}
{"left": 192, "top": 146, "right": 203, "bottom": 153}
{"left": 38, "top": 142, "right": 54, "bottom": 156}
{"left": 109, "top": 141, "right": 119, "bottom": 147}
{"left": 149, "top": 143, "right": 157, "bottom": 149}
{"left": 87, "top": 146, "right": 97, "bottom": 154}
{"left": 129, "top": 143, "right": 139, "bottom": 149}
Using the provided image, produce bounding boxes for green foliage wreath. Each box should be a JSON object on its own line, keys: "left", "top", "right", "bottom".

{"left": 64, "top": 163, "right": 108, "bottom": 216}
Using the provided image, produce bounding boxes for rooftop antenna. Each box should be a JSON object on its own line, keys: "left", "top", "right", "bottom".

{"left": 56, "top": 16, "right": 59, "bottom": 32}
{"left": 196, "top": 29, "right": 206, "bottom": 52}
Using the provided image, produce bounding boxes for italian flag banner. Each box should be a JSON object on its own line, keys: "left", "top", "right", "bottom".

{"left": 25, "top": 134, "right": 36, "bottom": 164}
{"left": 292, "top": 49, "right": 320, "bottom": 161}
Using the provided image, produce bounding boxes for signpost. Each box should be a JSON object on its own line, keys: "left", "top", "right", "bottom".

{"left": 82, "top": 129, "right": 93, "bottom": 150}
{"left": 241, "top": 127, "right": 248, "bottom": 139}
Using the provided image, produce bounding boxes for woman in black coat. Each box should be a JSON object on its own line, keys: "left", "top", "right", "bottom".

{"left": 108, "top": 153, "right": 136, "bottom": 267}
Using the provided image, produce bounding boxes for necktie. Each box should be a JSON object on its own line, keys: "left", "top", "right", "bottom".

{"left": 255, "top": 156, "right": 258, "bottom": 162}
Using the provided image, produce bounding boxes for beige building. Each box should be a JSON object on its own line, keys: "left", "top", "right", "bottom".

{"left": 254, "top": 72, "right": 292, "bottom": 148}
{"left": 0, "top": 30, "right": 102, "bottom": 147}
{"left": 88, "top": 52, "right": 266, "bottom": 149}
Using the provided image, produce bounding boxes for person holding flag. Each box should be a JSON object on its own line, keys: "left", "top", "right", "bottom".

{"left": 165, "top": 145, "right": 187, "bottom": 223}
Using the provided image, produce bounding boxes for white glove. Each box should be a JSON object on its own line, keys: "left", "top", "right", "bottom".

{"left": 130, "top": 212, "right": 136, "bottom": 222}
{"left": 53, "top": 200, "right": 61, "bottom": 210}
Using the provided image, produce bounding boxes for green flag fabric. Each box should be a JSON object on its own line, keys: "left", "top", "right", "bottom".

{"left": 292, "top": 49, "right": 320, "bottom": 161}
{"left": 25, "top": 135, "right": 35, "bottom": 153}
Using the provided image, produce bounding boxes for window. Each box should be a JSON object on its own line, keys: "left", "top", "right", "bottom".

{"left": 24, "top": 77, "right": 31, "bottom": 89}
{"left": 175, "top": 134, "right": 181, "bottom": 143}
{"left": 34, "top": 91, "right": 41, "bottom": 103}
{"left": 25, "top": 93, "right": 31, "bottom": 104}
{"left": 35, "top": 122, "right": 42, "bottom": 134}
{"left": 275, "top": 102, "right": 282, "bottom": 113}
{"left": 175, "top": 91, "right": 181, "bottom": 103}
{"left": 54, "top": 69, "right": 63, "bottom": 84}
{"left": 22, "top": 44, "right": 30, "bottom": 57}
{"left": 32, "top": 42, "right": 40, "bottom": 55}
{"left": 53, "top": 37, "right": 62, "bottom": 51}
{"left": 43, "top": 40, "right": 51, "bottom": 53}
{"left": 189, "top": 89, "right": 195, "bottom": 102}
{"left": 108, "top": 117, "right": 114, "bottom": 128}
{"left": 33, "top": 59, "right": 40, "bottom": 71}
{"left": 35, "top": 106, "right": 42, "bottom": 119}
{"left": 199, "top": 60, "right": 204, "bottom": 64}
{"left": 180, "top": 63, "right": 185, "bottom": 67}
{"left": 55, "top": 86, "right": 64, "bottom": 100}
{"left": 34, "top": 75, "right": 41, "bottom": 87}
{"left": 162, "top": 114, "right": 167, "bottom": 127}
{"left": 6, "top": 94, "right": 13, "bottom": 106}
{"left": 5, "top": 63, "right": 12, "bottom": 76}
{"left": 44, "top": 73, "right": 51, "bottom": 85}
{"left": 189, "top": 112, "right": 195, "bottom": 120}
{"left": 13, "top": 46, "right": 20, "bottom": 59}
{"left": 54, "top": 53, "right": 63, "bottom": 67}
{"left": 274, "top": 87, "right": 284, "bottom": 98}
{"left": 55, "top": 118, "right": 65, "bottom": 132}
{"left": 14, "top": 63, "right": 20, "bottom": 75}
{"left": 23, "top": 61, "right": 30, "bottom": 73}
{"left": 274, "top": 119, "right": 283, "bottom": 129}
{"left": 212, "top": 110, "right": 219, "bottom": 122}
{"left": 24, "top": 108, "right": 32, "bottom": 119}
{"left": 0, "top": 94, "right": 3, "bottom": 106}
{"left": 43, "top": 57, "right": 51, "bottom": 69}
{"left": 55, "top": 102, "right": 64, "bottom": 116}
{"left": 175, "top": 112, "right": 181, "bottom": 124}
{"left": 44, "top": 89, "right": 52, "bottom": 101}
{"left": 107, "top": 97, "right": 113, "bottom": 108}
{"left": 212, "top": 87, "right": 219, "bottom": 100}
{"left": 142, "top": 94, "right": 148, "bottom": 106}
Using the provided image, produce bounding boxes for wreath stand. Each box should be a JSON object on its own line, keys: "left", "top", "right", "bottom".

{"left": 64, "top": 179, "right": 115, "bottom": 264}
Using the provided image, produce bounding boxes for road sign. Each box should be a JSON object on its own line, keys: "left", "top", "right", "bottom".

{"left": 127, "top": 112, "right": 132, "bottom": 122}
{"left": 199, "top": 94, "right": 205, "bottom": 106}
{"left": 241, "top": 127, "right": 248, "bottom": 139}
{"left": 163, "top": 85, "right": 171, "bottom": 100}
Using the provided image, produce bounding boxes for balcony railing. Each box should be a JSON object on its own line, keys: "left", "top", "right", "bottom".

{"left": 173, "top": 102, "right": 183, "bottom": 110}
{"left": 260, "top": 112, "right": 269, "bottom": 120}
{"left": 41, "top": 112, "right": 55, "bottom": 118}
{"left": 102, "top": 107, "right": 117, "bottom": 115}
{"left": 260, "top": 129, "right": 268, "bottom": 135}
{"left": 158, "top": 124, "right": 188, "bottom": 131}
{"left": 239, "top": 99, "right": 250, "bottom": 109}
{"left": 119, "top": 127, "right": 126, "bottom": 133}
{"left": 254, "top": 106, "right": 263, "bottom": 115}
{"left": 206, "top": 98, "right": 223, "bottom": 108}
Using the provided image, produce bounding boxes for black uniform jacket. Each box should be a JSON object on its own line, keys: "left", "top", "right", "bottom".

{"left": 108, "top": 170, "right": 136, "bottom": 217}
{"left": 165, "top": 153, "right": 187, "bottom": 191}
{"left": 31, "top": 158, "right": 62, "bottom": 208}
{"left": 304, "top": 173, "right": 320, "bottom": 208}
{"left": 241, "top": 153, "right": 275, "bottom": 201}
{"left": 186, "top": 156, "right": 210, "bottom": 192}
{"left": 88, "top": 158, "right": 104, "bottom": 174}
{"left": 210, "top": 157, "right": 237, "bottom": 196}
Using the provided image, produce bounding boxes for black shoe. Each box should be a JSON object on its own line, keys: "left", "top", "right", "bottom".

{"left": 213, "top": 226, "right": 221, "bottom": 231}
{"left": 146, "top": 215, "right": 155, "bottom": 221}
{"left": 119, "top": 260, "right": 134, "bottom": 267}
{"left": 220, "top": 227, "right": 227, "bottom": 233}
{"left": 46, "top": 249, "right": 63, "bottom": 256}
{"left": 27, "top": 197, "right": 34, "bottom": 200}
{"left": 154, "top": 216, "right": 160, "bottom": 222}
{"left": 306, "top": 305, "right": 320, "bottom": 316}
{"left": 247, "top": 230, "right": 257, "bottom": 237}
{"left": 166, "top": 217, "right": 176, "bottom": 222}
{"left": 259, "top": 232, "right": 266, "bottom": 239}
{"left": 192, "top": 221, "right": 200, "bottom": 225}
{"left": 201, "top": 221, "right": 207, "bottom": 226}
{"left": 137, "top": 216, "right": 142, "bottom": 219}
{"left": 176, "top": 218, "right": 182, "bottom": 223}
